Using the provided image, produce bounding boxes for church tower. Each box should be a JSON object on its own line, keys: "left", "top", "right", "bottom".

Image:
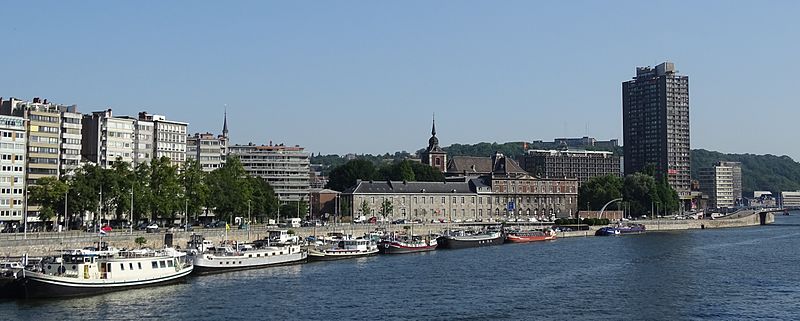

{"left": 420, "top": 116, "right": 447, "bottom": 172}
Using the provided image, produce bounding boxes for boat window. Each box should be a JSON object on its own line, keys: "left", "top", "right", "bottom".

{"left": 159, "top": 261, "right": 166, "bottom": 268}
{"left": 152, "top": 261, "right": 158, "bottom": 269}
{"left": 129, "top": 263, "right": 134, "bottom": 270}
{"left": 120, "top": 263, "right": 125, "bottom": 271}
{"left": 168, "top": 260, "right": 174, "bottom": 267}
{"left": 107, "top": 263, "right": 112, "bottom": 272}
{"left": 138, "top": 262, "right": 142, "bottom": 269}
{"left": 248, "top": 254, "right": 252, "bottom": 258}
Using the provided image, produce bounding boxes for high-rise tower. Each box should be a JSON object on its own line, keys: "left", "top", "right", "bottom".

{"left": 622, "top": 62, "right": 691, "bottom": 198}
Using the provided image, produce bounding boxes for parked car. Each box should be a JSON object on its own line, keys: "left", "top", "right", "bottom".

{"left": 179, "top": 223, "right": 194, "bottom": 231}
{"left": 145, "top": 223, "right": 159, "bottom": 233}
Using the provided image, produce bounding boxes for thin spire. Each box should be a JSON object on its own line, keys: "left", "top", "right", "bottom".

{"left": 222, "top": 105, "right": 229, "bottom": 137}
{"left": 431, "top": 113, "right": 436, "bottom": 136}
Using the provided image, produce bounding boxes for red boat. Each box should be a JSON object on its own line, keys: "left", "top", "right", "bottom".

{"left": 505, "top": 230, "right": 557, "bottom": 243}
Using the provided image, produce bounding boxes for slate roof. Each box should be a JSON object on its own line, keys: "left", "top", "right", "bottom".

{"left": 447, "top": 156, "right": 527, "bottom": 175}
{"left": 347, "top": 180, "right": 474, "bottom": 194}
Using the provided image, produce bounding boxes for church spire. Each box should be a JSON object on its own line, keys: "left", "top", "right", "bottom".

{"left": 222, "top": 106, "right": 229, "bottom": 138}
{"left": 431, "top": 113, "right": 436, "bottom": 136}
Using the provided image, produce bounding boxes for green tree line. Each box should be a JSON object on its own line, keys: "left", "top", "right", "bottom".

{"left": 28, "top": 156, "right": 280, "bottom": 228}
{"left": 326, "top": 159, "right": 445, "bottom": 191}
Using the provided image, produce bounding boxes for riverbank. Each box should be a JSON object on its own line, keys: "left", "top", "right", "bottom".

{"left": 0, "top": 211, "right": 774, "bottom": 257}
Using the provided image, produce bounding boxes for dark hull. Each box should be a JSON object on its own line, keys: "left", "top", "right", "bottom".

{"left": 308, "top": 252, "right": 378, "bottom": 261}
{"left": 192, "top": 257, "right": 307, "bottom": 275}
{"left": 0, "top": 276, "right": 22, "bottom": 299}
{"left": 22, "top": 270, "right": 192, "bottom": 299}
{"left": 377, "top": 242, "right": 437, "bottom": 254}
{"left": 595, "top": 227, "right": 646, "bottom": 236}
{"left": 437, "top": 235, "right": 504, "bottom": 249}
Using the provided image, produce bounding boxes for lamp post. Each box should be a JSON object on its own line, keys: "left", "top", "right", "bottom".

{"left": 130, "top": 187, "right": 134, "bottom": 234}
{"left": 247, "top": 199, "right": 251, "bottom": 239}
{"left": 63, "top": 188, "right": 68, "bottom": 233}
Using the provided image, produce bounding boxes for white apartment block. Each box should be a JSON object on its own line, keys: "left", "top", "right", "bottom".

{"left": 229, "top": 143, "right": 310, "bottom": 203}
{"left": 139, "top": 112, "right": 187, "bottom": 167}
{"left": 0, "top": 115, "right": 27, "bottom": 228}
{"left": 699, "top": 163, "right": 735, "bottom": 208}
{"left": 82, "top": 109, "right": 134, "bottom": 168}
{"left": 60, "top": 110, "right": 82, "bottom": 175}
{"left": 187, "top": 132, "right": 227, "bottom": 172}
{"left": 781, "top": 191, "right": 800, "bottom": 208}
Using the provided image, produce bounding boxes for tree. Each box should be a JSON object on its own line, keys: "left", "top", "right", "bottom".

{"left": 109, "top": 159, "right": 134, "bottom": 220}
{"left": 397, "top": 160, "right": 416, "bottom": 181}
{"left": 207, "top": 157, "right": 252, "bottom": 223}
{"left": 132, "top": 162, "right": 153, "bottom": 223}
{"left": 248, "top": 176, "right": 278, "bottom": 222}
{"left": 326, "top": 159, "right": 377, "bottom": 191}
{"left": 28, "top": 177, "right": 68, "bottom": 223}
{"left": 280, "top": 201, "right": 308, "bottom": 219}
{"left": 134, "top": 236, "right": 147, "bottom": 248}
{"left": 578, "top": 175, "right": 623, "bottom": 211}
{"left": 358, "top": 199, "right": 371, "bottom": 217}
{"left": 623, "top": 173, "right": 659, "bottom": 217}
{"left": 181, "top": 159, "right": 209, "bottom": 222}
{"left": 655, "top": 177, "right": 680, "bottom": 214}
{"left": 410, "top": 162, "right": 445, "bottom": 181}
{"left": 149, "top": 157, "right": 182, "bottom": 221}
{"left": 64, "top": 165, "right": 102, "bottom": 228}
{"left": 379, "top": 199, "right": 393, "bottom": 220}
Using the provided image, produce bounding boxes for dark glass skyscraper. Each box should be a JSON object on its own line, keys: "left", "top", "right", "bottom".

{"left": 622, "top": 62, "right": 691, "bottom": 198}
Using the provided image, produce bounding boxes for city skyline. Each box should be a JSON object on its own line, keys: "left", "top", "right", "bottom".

{"left": 2, "top": 2, "right": 799, "bottom": 160}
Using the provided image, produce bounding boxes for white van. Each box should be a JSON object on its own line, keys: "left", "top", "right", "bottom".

{"left": 288, "top": 218, "right": 301, "bottom": 228}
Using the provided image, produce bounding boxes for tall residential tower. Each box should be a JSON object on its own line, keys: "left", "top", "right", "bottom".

{"left": 622, "top": 62, "right": 691, "bottom": 198}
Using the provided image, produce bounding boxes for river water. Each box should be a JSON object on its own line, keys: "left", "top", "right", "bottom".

{"left": 3, "top": 213, "right": 799, "bottom": 320}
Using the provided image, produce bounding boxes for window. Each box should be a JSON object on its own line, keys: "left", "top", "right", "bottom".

{"left": 168, "top": 260, "right": 174, "bottom": 267}
{"left": 138, "top": 263, "right": 142, "bottom": 269}
{"left": 120, "top": 263, "right": 125, "bottom": 271}
{"left": 159, "top": 261, "right": 166, "bottom": 268}
{"left": 152, "top": 261, "right": 158, "bottom": 269}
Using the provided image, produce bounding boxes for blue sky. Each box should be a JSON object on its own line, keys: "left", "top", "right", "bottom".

{"left": 2, "top": 1, "right": 798, "bottom": 160}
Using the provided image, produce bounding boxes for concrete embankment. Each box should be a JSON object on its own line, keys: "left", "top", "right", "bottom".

{"left": 556, "top": 210, "right": 774, "bottom": 239}
{"left": 0, "top": 223, "right": 460, "bottom": 257}
{"left": 0, "top": 211, "right": 774, "bottom": 257}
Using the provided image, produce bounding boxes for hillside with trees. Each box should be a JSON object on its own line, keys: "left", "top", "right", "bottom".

{"left": 691, "top": 149, "right": 800, "bottom": 196}
{"left": 315, "top": 142, "right": 800, "bottom": 198}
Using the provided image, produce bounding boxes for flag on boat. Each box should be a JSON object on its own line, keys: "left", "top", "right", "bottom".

{"left": 225, "top": 223, "right": 230, "bottom": 231}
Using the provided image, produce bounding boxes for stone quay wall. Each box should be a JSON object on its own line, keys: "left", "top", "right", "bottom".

{"left": 0, "top": 211, "right": 774, "bottom": 257}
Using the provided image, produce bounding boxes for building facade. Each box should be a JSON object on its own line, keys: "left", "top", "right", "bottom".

{"left": 718, "top": 161, "right": 742, "bottom": 201}
{"left": 699, "top": 163, "right": 735, "bottom": 208}
{"left": 0, "top": 115, "right": 27, "bottom": 230}
{"left": 186, "top": 132, "right": 228, "bottom": 172}
{"left": 781, "top": 191, "right": 800, "bottom": 208}
{"left": 60, "top": 109, "right": 83, "bottom": 175}
{"left": 518, "top": 149, "right": 621, "bottom": 185}
{"left": 81, "top": 109, "right": 135, "bottom": 168}
{"left": 345, "top": 152, "right": 578, "bottom": 221}
{"left": 229, "top": 143, "right": 310, "bottom": 203}
{"left": 623, "top": 62, "right": 691, "bottom": 198}
{"left": 1, "top": 97, "right": 84, "bottom": 222}
{"left": 138, "top": 112, "right": 187, "bottom": 167}
{"left": 530, "top": 137, "right": 619, "bottom": 150}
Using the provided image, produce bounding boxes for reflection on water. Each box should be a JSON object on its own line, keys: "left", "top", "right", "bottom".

{"left": 4, "top": 213, "right": 800, "bottom": 321}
